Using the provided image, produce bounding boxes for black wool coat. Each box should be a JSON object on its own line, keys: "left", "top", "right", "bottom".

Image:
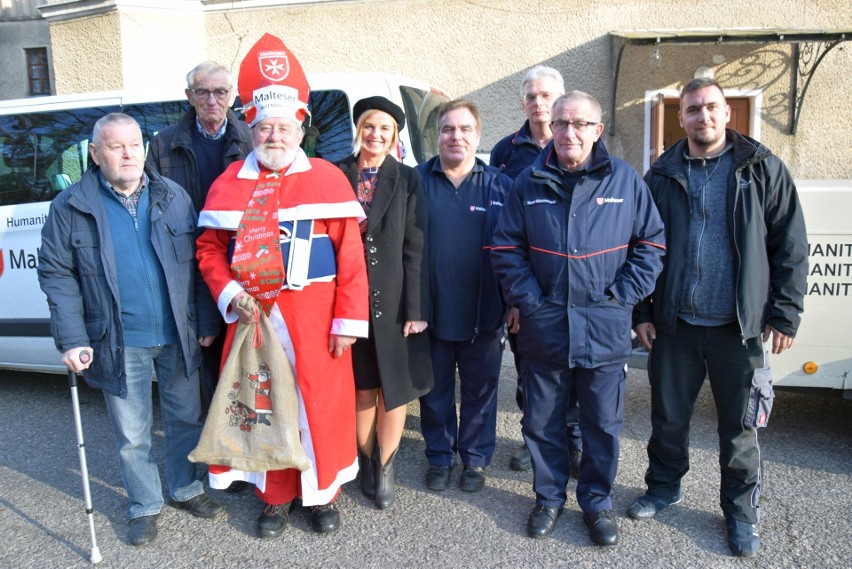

{"left": 337, "top": 155, "right": 433, "bottom": 410}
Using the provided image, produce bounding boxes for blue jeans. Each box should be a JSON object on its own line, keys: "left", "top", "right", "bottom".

{"left": 103, "top": 344, "right": 204, "bottom": 519}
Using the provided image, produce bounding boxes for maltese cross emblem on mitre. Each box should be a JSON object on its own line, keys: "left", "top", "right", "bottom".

{"left": 259, "top": 54, "right": 290, "bottom": 82}
{"left": 238, "top": 33, "right": 311, "bottom": 127}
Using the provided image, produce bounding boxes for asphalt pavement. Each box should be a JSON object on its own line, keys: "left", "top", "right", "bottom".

{"left": 1, "top": 351, "right": 850, "bottom": 568}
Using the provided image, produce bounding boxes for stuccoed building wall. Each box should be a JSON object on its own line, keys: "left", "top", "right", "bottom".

{"left": 45, "top": 3, "right": 206, "bottom": 97}
{"left": 44, "top": 0, "right": 852, "bottom": 178}
{"left": 48, "top": 11, "right": 125, "bottom": 93}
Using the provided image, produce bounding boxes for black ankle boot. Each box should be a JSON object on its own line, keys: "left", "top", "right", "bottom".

{"left": 374, "top": 445, "right": 398, "bottom": 510}
{"left": 358, "top": 448, "right": 376, "bottom": 499}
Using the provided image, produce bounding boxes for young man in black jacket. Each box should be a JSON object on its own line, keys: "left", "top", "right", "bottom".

{"left": 630, "top": 78, "right": 808, "bottom": 558}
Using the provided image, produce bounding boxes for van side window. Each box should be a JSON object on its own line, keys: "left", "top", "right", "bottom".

{"left": 0, "top": 102, "right": 187, "bottom": 206}
{"left": 0, "top": 108, "right": 107, "bottom": 205}
{"left": 399, "top": 86, "right": 447, "bottom": 164}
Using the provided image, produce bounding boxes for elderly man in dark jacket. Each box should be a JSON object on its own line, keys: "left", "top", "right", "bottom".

{"left": 38, "top": 113, "right": 222, "bottom": 547}
{"left": 146, "top": 61, "right": 252, "bottom": 416}
{"left": 492, "top": 91, "right": 665, "bottom": 547}
{"left": 146, "top": 61, "right": 252, "bottom": 212}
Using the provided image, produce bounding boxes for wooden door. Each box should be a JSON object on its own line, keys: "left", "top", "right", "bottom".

{"left": 657, "top": 96, "right": 751, "bottom": 158}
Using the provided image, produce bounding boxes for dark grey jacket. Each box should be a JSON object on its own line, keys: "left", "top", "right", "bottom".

{"left": 634, "top": 129, "right": 808, "bottom": 340}
{"left": 37, "top": 166, "right": 219, "bottom": 397}
{"left": 146, "top": 108, "right": 252, "bottom": 212}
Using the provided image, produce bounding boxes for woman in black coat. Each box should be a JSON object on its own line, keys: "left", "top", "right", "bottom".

{"left": 337, "top": 96, "right": 432, "bottom": 510}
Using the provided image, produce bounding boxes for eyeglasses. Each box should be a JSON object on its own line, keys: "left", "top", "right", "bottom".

{"left": 190, "top": 88, "right": 230, "bottom": 101}
{"left": 523, "top": 91, "right": 557, "bottom": 104}
{"left": 550, "top": 120, "right": 599, "bottom": 133}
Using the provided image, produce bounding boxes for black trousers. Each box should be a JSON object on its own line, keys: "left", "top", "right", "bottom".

{"left": 645, "top": 320, "right": 765, "bottom": 524}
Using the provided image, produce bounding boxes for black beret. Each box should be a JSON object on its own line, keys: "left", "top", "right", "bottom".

{"left": 352, "top": 96, "right": 405, "bottom": 131}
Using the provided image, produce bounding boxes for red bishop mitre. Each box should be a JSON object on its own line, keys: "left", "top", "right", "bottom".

{"left": 238, "top": 33, "right": 311, "bottom": 127}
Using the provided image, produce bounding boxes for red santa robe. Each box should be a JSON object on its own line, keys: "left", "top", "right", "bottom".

{"left": 197, "top": 148, "right": 369, "bottom": 506}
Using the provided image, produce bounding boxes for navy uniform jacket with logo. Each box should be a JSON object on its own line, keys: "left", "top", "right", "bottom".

{"left": 491, "top": 140, "right": 666, "bottom": 368}
{"left": 416, "top": 156, "right": 512, "bottom": 341}
{"left": 490, "top": 120, "right": 543, "bottom": 179}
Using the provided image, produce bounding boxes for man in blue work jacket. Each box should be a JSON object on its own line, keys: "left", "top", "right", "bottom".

{"left": 416, "top": 99, "right": 513, "bottom": 494}
{"left": 490, "top": 65, "right": 582, "bottom": 477}
{"left": 492, "top": 91, "right": 665, "bottom": 546}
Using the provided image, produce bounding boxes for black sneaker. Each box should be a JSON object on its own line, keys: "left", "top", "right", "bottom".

{"left": 626, "top": 491, "right": 682, "bottom": 519}
{"left": 726, "top": 518, "right": 760, "bottom": 557}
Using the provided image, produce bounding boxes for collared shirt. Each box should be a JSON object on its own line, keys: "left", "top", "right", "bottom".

{"left": 195, "top": 117, "right": 228, "bottom": 141}
{"left": 100, "top": 172, "right": 148, "bottom": 218}
{"left": 416, "top": 157, "right": 512, "bottom": 341}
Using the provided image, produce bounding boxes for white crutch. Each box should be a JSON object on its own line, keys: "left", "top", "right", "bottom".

{"left": 68, "top": 350, "right": 102, "bottom": 564}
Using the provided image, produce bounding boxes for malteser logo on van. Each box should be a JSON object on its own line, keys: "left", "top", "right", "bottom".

{"left": 259, "top": 51, "right": 290, "bottom": 82}
{"left": 3, "top": 247, "right": 38, "bottom": 271}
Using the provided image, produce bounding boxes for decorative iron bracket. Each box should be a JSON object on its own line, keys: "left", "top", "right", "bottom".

{"left": 791, "top": 38, "right": 845, "bottom": 134}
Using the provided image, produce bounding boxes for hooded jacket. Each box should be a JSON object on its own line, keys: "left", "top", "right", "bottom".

{"left": 633, "top": 129, "right": 808, "bottom": 340}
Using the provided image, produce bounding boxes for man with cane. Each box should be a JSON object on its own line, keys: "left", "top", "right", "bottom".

{"left": 67, "top": 349, "right": 102, "bottom": 563}
{"left": 38, "top": 112, "right": 222, "bottom": 546}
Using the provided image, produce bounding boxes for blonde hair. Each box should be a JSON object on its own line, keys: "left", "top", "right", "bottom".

{"left": 353, "top": 109, "right": 400, "bottom": 158}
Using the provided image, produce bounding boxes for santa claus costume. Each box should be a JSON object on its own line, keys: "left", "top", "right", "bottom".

{"left": 196, "top": 34, "right": 368, "bottom": 528}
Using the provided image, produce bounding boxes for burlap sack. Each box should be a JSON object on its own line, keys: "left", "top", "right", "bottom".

{"left": 189, "top": 305, "right": 309, "bottom": 472}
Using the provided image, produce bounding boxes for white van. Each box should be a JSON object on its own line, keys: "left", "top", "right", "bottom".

{"left": 0, "top": 73, "right": 449, "bottom": 373}
{"left": 629, "top": 179, "right": 852, "bottom": 399}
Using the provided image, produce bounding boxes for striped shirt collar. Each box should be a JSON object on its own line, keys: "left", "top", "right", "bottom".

{"left": 195, "top": 117, "right": 228, "bottom": 141}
